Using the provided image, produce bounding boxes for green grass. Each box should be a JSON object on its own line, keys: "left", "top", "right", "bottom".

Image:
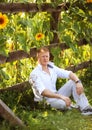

{"left": 23, "top": 108, "right": 92, "bottom": 130}
{"left": 1, "top": 107, "right": 92, "bottom": 130}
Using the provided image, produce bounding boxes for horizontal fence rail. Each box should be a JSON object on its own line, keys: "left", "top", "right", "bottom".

{"left": 0, "top": 2, "right": 91, "bottom": 13}
{"left": 0, "top": 39, "right": 88, "bottom": 64}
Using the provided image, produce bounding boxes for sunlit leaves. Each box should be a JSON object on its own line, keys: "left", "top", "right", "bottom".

{"left": 51, "top": 47, "right": 62, "bottom": 66}
{"left": 0, "top": 3, "right": 91, "bottom": 55}
{"left": 27, "top": 12, "right": 52, "bottom": 48}
{"left": 17, "top": 32, "right": 27, "bottom": 51}
{"left": 58, "top": 4, "right": 92, "bottom": 51}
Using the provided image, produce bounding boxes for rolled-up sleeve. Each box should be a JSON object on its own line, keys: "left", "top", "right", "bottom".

{"left": 29, "top": 73, "right": 45, "bottom": 95}
{"left": 54, "top": 66, "right": 71, "bottom": 78}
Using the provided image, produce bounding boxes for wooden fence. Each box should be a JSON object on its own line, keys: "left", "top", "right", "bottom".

{"left": 0, "top": 1, "right": 91, "bottom": 127}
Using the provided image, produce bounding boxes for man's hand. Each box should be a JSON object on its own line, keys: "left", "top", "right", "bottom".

{"left": 42, "top": 89, "right": 71, "bottom": 107}
{"left": 61, "top": 96, "right": 71, "bottom": 107}
{"left": 76, "top": 83, "right": 84, "bottom": 95}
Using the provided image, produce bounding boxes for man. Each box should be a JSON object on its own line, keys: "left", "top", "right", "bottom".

{"left": 29, "top": 47, "right": 92, "bottom": 115}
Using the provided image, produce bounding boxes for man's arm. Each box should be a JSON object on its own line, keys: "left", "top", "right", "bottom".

{"left": 69, "top": 71, "right": 79, "bottom": 82}
{"left": 69, "top": 72, "right": 84, "bottom": 95}
{"left": 41, "top": 89, "right": 71, "bottom": 107}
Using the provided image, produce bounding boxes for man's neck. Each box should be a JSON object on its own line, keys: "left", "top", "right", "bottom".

{"left": 42, "top": 65, "right": 48, "bottom": 70}
{"left": 42, "top": 65, "right": 50, "bottom": 75}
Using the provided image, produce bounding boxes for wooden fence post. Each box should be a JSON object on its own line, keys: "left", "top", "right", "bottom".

{"left": 0, "top": 99, "right": 26, "bottom": 127}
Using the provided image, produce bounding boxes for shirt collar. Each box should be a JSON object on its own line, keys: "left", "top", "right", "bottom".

{"left": 38, "top": 62, "right": 53, "bottom": 71}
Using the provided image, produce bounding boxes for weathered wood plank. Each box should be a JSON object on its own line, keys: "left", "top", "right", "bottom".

{"left": 0, "top": 99, "right": 26, "bottom": 127}
{"left": 66, "top": 60, "right": 91, "bottom": 72}
{"left": 0, "top": 81, "right": 30, "bottom": 93}
{"left": 0, "top": 3, "right": 67, "bottom": 13}
{"left": 0, "top": 2, "right": 91, "bottom": 13}
{"left": 0, "top": 40, "right": 88, "bottom": 64}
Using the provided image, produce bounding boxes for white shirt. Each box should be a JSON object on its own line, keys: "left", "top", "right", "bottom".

{"left": 29, "top": 62, "right": 71, "bottom": 101}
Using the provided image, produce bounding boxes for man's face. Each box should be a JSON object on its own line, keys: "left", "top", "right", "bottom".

{"left": 38, "top": 51, "right": 50, "bottom": 66}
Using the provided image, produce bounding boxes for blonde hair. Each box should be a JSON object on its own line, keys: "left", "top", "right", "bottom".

{"left": 37, "top": 47, "right": 49, "bottom": 53}
{"left": 37, "top": 47, "right": 50, "bottom": 57}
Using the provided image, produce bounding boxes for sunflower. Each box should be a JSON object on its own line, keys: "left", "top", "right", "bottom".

{"left": 0, "top": 13, "right": 9, "bottom": 29}
{"left": 86, "top": 0, "right": 92, "bottom": 3}
{"left": 35, "top": 33, "right": 44, "bottom": 41}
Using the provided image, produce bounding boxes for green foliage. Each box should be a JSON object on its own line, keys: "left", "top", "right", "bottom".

{"left": 50, "top": 44, "right": 90, "bottom": 68}
{"left": 51, "top": 46, "right": 61, "bottom": 65}
{"left": 58, "top": 6, "right": 92, "bottom": 49}
{"left": 0, "top": 1, "right": 92, "bottom": 129}
{"left": 0, "top": 1, "right": 92, "bottom": 55}
{"left": 79, "top": 67, "right": 92, "bottom": 104}
{"left": 27, "top": 12, "right": 53, "bottom": 48}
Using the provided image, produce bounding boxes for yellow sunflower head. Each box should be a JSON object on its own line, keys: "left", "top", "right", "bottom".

{"left": 35, "top": 33, "right": 44, "bottom": 41}
{"left": 86, "top": 0, "right": 92, "bottom": 3}
{"left": 0, "top": 13, "right": 9, "bottom": 29}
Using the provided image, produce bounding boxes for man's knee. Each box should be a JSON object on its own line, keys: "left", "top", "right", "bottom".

{"left": 50, "top": 99, "right": 66, "bottom": 110}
